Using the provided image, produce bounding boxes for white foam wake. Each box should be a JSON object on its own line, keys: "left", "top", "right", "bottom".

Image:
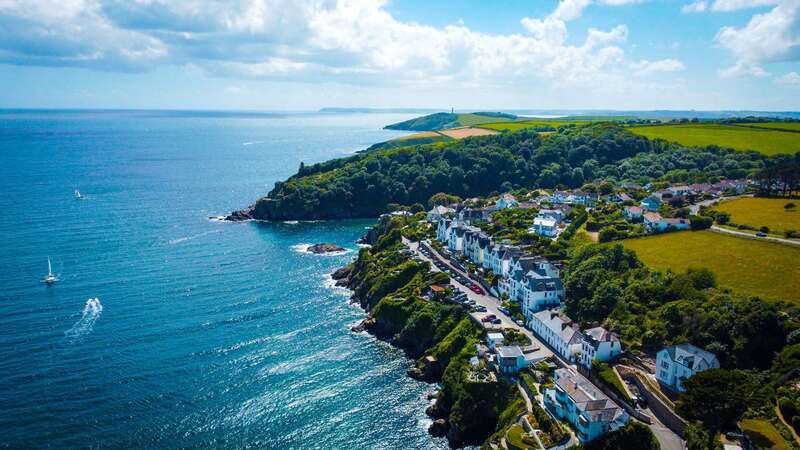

{"left": 168, "top": 229, "right": 221, "bottom": 245}
{"left": 65, "top": 298, "right": 103, "bottom": 340}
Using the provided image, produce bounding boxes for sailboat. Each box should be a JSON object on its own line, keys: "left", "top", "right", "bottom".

{"left": 75, "top": 189, "right": 82, "bottom": 200}
{"left": 43, "top": 257, "right": 57, "bottom": 284}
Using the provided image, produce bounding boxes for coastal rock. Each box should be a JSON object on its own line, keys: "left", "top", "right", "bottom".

{"left": 428, "top": 419, "right": 450, "bottom": 437}
{"left": 308, "top": 243, "right": 345, "bottom": 254}
{"left": 350, "top": 318, "right": 373, "bottom": 333}
{"left": 425, "top": 400, "right": 446, "bottom": 418}
{"left": 224, "top": 206, "right": 255, "bottom": 222}
{"left": 331, "top": 266, "right": 351, "bottom": 280}
{"left": 407, "top": 367, "right": 426, "bottom": 380}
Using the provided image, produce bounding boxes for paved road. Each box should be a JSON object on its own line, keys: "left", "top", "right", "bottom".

{"left": 404, "top": 239, "right": 575, "bottom": 366}
{"left": 709, "top": 225, "right": 800, "bottom": 246}
{"left": 641, "top": 406, "right": 685, "bottom": 450}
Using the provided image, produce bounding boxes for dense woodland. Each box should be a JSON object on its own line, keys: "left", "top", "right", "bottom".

{"left": 250, "top": 123, "right": 779, "bottom": 221}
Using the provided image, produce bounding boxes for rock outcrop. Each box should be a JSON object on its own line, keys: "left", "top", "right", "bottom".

{"left": 307, "top": 243, "right": 345, "bottom": 254}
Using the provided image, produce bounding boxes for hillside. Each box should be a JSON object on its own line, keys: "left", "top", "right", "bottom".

{"left": 231, "top": 123, "right": 768, "bottom": 221}
{"left": 384, "top": 112, "right": 517, "bottom": 131}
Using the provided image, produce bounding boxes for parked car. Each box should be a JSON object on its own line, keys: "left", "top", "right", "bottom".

{"left": 756, "top": 232, "right": 767, "bottom": 237}
{"left": 474, "top": 305, "right": 487, "bottom": 312}
{"left": 470, "top": 284, "right": 484, "bottom": 295}
{"left": 514, "top": 318, "right": 525, "bottom": 327}
{"left": 481, "top": 314, "right": 496, "bottom": 323}
{"left": 491, "top": 318, "right": 502, "bottom": 325}
{"left": 498, "top": 307, "right": 509, "bottom": 315}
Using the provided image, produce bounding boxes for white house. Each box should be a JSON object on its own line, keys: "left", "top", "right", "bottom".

{"left": 497, "top": 346, "right": 527, "bottom": 374}
{"left": 644, "top": 212, "right": 691, "bottom": 233}
{"left": 544, "top": 368, "right": 630, "bottom": 442}
{"left": 668, "top": 185, "right": 692, "bottom": 197}
{"left": 496, "top": 193, "right": 519, "bottom": 210}
{"left": 656, "top": 344, "right": 720, "bottom": 392}
{"left": 623, "top": 205, "right": 644, "bottom": 221}
{"left": 580, "top": 327, "right": 622, "bottom": 369}
{"left": 530, "top": 216, "right": 558, "bottom": 238}
{"left": 528, "top": 309, "right": 582, "bottom": 362}
{"left": 486, "top": 332, "right": 504, "bottom": 351}
{"left": 640, "top": 196, "right": 661, "bottom": 212}
{"left": 427, "top": 205, "right": 454, "bottom": 223}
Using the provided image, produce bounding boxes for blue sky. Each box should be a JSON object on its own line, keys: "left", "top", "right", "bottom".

{"left": 0, "top": 0, "right": 798, "bottom": 110}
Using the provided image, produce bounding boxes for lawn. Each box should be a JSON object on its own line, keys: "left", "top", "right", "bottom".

{"left": 714, "top": 197, "right": 800, "bottom": 236}
{"left": 628, "top": 123, "right": 800, "bottom": 156}
{"left": 739, "top": 419, "right": 792, "bottom": 450}
{"left": 621, "top": 231, "right": 800, "bottom": 305}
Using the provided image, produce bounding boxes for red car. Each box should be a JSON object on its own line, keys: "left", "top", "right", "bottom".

{"left": 480, "top": 314, "right": 496, "bottom": 323}
{"left": 470, "top": 284, "right": 484, "bottom": 295}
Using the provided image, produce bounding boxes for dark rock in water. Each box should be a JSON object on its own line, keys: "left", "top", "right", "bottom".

{"left": 225, "top": 206, "right": 255, "bottom": 222}
{"left": 308, "top": 243, "right": 345, "bottom": 254}
{"left": 425, "top": 401, "right": 446, "bottom": 418}
{"left": 428, "top": 419, "right": 449, "bottom": 437}
{"left": 331, "top": 267, "right": 351, "bottom": 280}
{"left": 407, "top": 367, "right": 426, "bottom": 380}
{"left": 351, "top": 319, "right": 371, "bottom": 333}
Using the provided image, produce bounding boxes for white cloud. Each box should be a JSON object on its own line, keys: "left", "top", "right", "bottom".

{"left": 718, "top": 60, "right": 771, "bottom": 77}
{"left": 682, "top": 1, "right": 708, "bottom": 13}
{"left": 776, "top": 71, "right": 800, "bottom": 84}
{"left": 0, "top": 0, "right": 682, "bottom": 94}
{"left": 714, "top": 0, "right": 800, "bottom": 77}
{"left": 631, "top": 58, "right": 686, "bottom": 75}
{"left": 710, "top": 0, "right": 780, "bottom": 12}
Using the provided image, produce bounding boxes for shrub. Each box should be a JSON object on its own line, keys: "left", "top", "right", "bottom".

{"left": 779, "top": 397, "right": 798, "bottom": 420}
{"left": 715, "top": 212, "right": 731, "bottom": 225}
{"left": 689, "top": 215, "right": 713, "bottom": 230}
{"left": 793, "top": 416, "right": 800, "bottom": 433}
{"left": 760, "top": 226, "right": 770, "bottom": 233}
{"left": 785, "top": 229, "right": 799, "bottom": 239}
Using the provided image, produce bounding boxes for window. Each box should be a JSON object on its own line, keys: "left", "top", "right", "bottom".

{"left": 659, "top": 370, "right": 669, "bottom": 380}
{"left": 660, "top": 360, "right": 669, "bottom": 369}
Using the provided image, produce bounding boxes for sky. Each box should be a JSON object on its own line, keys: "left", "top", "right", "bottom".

{"left": 0, "top": 0, "right": 798, "bottom": 111}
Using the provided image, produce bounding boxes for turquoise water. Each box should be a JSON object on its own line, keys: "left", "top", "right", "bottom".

{"left": 0, "top": 110, "right": 449, "bottom": 448}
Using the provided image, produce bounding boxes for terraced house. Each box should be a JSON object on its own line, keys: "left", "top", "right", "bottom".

{"left": 528, "top": 309, "right": 582, "bottom": 362}
{"left": 545, "top": 368, "right": 630, "bottom": 442}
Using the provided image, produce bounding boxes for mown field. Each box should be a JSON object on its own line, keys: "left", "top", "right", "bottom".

{"left": 621, "top": 231, "right": 800, "bottom": 305}
{"left": 628, "top": 123, "right": 800, "bottom": 155}
{"left": 715, "top": 197, "right": 800, "bottom": 236}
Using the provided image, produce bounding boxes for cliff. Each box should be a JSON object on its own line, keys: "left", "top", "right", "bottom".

{"left": 335, "top": 215, "right": 514, "bottom": 447}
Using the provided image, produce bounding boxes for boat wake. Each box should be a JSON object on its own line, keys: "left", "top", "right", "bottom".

{"left": 168, "top": 229, "right": 221, "bottom": 245}
{"left": 65, "top": 298, "right": 103, "bottom": 341}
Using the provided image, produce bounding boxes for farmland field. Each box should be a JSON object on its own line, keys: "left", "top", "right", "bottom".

{"left": 714, "top": 197, "right": 800, "bottom": 236}
{"left": 478, "top": 120, "right": 583, "bottom": 132}
{"left": 438, "top": 126, "right": 499, "bottom": 139}
{"left": 742, "top": 122, "right": 800, "bottom": 132}
{"left": 621, "top": 231, "right": 800, "bottom": 304}
{"left": 628, "top": 123, "right": 800, "bottom": 155}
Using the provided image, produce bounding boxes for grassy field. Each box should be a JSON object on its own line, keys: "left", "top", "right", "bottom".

{"left": 743, "top": 122, "right": 800, "bottom": 132}
{"left": 456, "top": 113, "right": 520, "bottom": 127}
{"left": 478, "top": 119, "right": 585, "bottom": 132}
{"left": 621, "top": 231, "right": 800, "bottom": 305}
{"left": 628, "top": 123, "right": 800, "bottom": 155}
{"left": 715, "top": 197, "right": 800, "bottom": 236}
{"left": 739, "top": 419, "right": 792, "bottom": 450}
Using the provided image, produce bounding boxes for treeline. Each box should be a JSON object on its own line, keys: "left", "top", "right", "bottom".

{"left": 251, "top": 123, "right": 768, "bottom": 220}
{"left": 563, "top": 244, "right": 798, "bottom": 370}
{"left": 754, "top": 153, "right": 800, "bottom": 197}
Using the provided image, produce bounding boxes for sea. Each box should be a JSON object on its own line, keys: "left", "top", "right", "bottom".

{"left": 0, "top": 110, "right": 451, "bottom": 449}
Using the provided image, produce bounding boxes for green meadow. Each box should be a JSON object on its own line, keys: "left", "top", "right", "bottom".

{"left": 628, "top": 123, "right": 800, "bottom": 155}
{"left": 622, "top": 230, "right": 800, "bottom": 305}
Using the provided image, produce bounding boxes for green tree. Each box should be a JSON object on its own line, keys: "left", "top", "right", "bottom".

{"left": 676, "top": 369, "right": 752, "bottom": 431}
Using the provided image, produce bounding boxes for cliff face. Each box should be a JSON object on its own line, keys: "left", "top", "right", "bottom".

{"left": 337, "top": 216, "right": 512, "bottom": 448}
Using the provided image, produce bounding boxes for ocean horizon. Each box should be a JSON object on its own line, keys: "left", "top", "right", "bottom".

{"left": 0, "top": 110, "right": 452, "bottom": 448}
